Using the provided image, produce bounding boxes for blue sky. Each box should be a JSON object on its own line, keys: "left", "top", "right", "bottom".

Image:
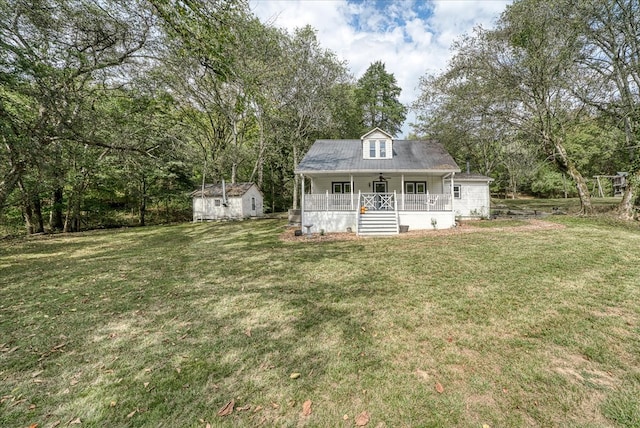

{"left": 251, "top": 0, "right": 512, "bottom": 137}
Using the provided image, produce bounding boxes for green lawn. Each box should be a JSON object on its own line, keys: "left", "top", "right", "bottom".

{"left": 1, "top": 217, "right": 639, "bottom": 427}
{"left": 492, "top": 196, "right": 622, "bottom": 214}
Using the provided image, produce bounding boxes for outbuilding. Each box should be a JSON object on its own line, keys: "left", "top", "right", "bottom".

{"left": 191, "top": 182, "right": 264, "bottom": 221}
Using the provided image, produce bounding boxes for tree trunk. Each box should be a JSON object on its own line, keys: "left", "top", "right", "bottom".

{"left": 139, "top": 176, "right": 147, "bottom": 226}
{"left": 553, "top": 139, "right": 593, "bottom": 214}
{"left": 32, "top": 194, "right": 44, "bottom": 233}
{"left": 64, "top": 190, "right": 82, "bottom": 232}
{"left": 22, "top": 200, "right": 34, "bottom": 235}
{"left": 50, "top": 186, "right": 64, "bottom": 230}
{"left": 17, "top": 179, "right": 44, "bottom": 234}
{"left": 0, "top": 164, "right": 23, "bottom": 212}
{"left": 617, "top": 171, "right": 638, "bottom": 220}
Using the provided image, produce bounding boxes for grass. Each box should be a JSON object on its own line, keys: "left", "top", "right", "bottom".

{"left": 492, "top": 196, "right": 622, "bottom": 214}
{"left": 1, "top": 217, "right": 640, "bottom": 427}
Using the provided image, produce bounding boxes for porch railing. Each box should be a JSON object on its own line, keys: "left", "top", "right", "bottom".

{"left": 303, "top": 192, "right": 356, "bottom": 211}
{"left": 303, "top": 192, "right": 452, "bottom": 212}
{"left": 361, "top": 193, "right": 395, "bottom": 211}
{"left": 401, "top": 193, "right": 452, "bottom": 211}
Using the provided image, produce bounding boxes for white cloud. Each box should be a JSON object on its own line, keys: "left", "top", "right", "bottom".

{"left": 250, "top": 0, "right": 512, "bottom": 137}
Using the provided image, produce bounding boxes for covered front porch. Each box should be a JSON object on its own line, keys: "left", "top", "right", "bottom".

{"left": 299, "top": 174, "right": 457, "bottom": 235}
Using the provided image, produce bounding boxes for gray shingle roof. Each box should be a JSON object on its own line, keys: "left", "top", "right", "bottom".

{"left": 190, "top": 182, "right": 257, "bottom": 198}
{"left": 295, "top": 139, "right": 460, "bottom": 174}
{"left": 455, "top": 173, "right": 494, "bottom": 181}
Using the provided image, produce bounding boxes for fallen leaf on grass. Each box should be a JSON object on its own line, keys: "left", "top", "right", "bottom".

{"left": 236, "top": 404, "right": 251, "bottom": 411}
{"left": 50, "top": 421, "right": 61, "bottom": 427}
{"left": 290, "top": 372, "right": 301, "bottom": 379}
{"left": 435, "top": 382, "right": 444, "bottom": 393}
{"left": 302, "top": 400, "right": 312, "bottom": 416}
{"left": 253, "top": 405, "right": 263, "bottom": 412}
{"left": 70, "top": 379, "right": 79, "bottom": 386}
{"left": 69, "top": 417, "right": 81, "bottom": 425}
{"left": 206, "top": 423, "right": 211, "bottom": 428}
{"left": 28, "top": 423, "right": 38, "bottom": 428}
{"left": 355, "top": 411, "right": 370, "bottom": 426}
{"left": 127, "top": 409, "right": 137, "bottom": 418}
{"left": 29, "top": 404, "right": 36, "bottom": 410}
{"left": 217, "top": 399, "right": 234, "bottom": 416}
{"left": 343, "top": 414, "right": 349, "bottom": 420}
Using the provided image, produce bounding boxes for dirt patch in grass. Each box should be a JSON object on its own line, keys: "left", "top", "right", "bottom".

{"left": 280, "top": 219, "right": 566, "bottom": 242}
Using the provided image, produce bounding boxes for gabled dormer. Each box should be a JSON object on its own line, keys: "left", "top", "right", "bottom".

{"left": 361, "top": 128, "right": 393, "bottom": 160}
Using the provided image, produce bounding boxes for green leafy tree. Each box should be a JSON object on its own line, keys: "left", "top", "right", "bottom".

{"left": 356, "top": 61, "right": 407, "bottom": 136}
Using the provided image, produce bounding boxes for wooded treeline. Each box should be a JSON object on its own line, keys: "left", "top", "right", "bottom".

{"left": 0, "top": 0, "right": 406, "bottom": 233}
{"left": 2, "top": 0, "right": 639, "bottom": 235}
{"left": 413, "top": 0, "right": 640, "bottom": 217}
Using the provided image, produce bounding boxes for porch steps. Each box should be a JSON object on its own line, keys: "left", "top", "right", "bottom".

{"left": 358, "top": 211, "right": 398, "bottom": 236}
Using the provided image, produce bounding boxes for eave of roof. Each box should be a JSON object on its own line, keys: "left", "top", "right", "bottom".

{"left": 455, "top": 173, "right": 494, "bottom": 182}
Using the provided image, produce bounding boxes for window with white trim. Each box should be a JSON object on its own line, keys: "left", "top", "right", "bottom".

{"left": 405, "top": 181, "right": 427, "bottom": 194}
{"left": 453, "top": 185, "right": 461, "bottom": 199}
{"left": 365, "top": 139, "right": 392, "bottom": 159}
{"left": 214, "top": 199, "right": 222, "bottom": 206}
{"left": 332, "top": 182, "right": 352, "bottom": 193}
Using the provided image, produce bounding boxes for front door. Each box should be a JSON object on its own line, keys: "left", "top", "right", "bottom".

{"left": 373, "top": 181, "right": 387, "bottom": 194}
{"left": 373, "top": 181, "right": 389, "bottom": 210}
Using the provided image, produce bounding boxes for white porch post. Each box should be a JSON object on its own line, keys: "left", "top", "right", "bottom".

{"left": 326, "top": 190, "right": 329, "bottom": 211}
{"left": 300, "top": 174, "right": 305, "bottom": 227}
{"left": 401, "top": 174, "right": 405, "bottom": 210}
{"left": 350, "top": 174, "right": 354, "bottom": 210}
{"left": 450, "top": 172, "right": 456, "bottom": 224}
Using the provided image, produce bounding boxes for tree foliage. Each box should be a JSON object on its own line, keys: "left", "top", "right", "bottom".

{"left": 356, "top": 61, "right": 407, "bottom": 137}
{"left": 0, "top": 0, "right": 364, "bottom": 233}
{"left": 413, "top": 0, "right": 637, "bottom": 216}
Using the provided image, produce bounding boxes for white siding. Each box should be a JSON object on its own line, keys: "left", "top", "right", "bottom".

{"left": 452, "top": 180, "right": 491, "bottom": 219}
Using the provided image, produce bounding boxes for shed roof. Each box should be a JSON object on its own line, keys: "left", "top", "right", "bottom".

{"left": 295, "top": 139, "right": 460, "bottom": 174}
{"left": 455, "top": 173, "right": 494, "bottom": 182}
{"left": 191, "top": 182, "right": 259, "bottom": 198}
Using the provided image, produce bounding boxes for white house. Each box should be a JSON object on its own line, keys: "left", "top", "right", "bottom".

{"left": 294, "top": 128, "right": 493, "bottom": 235}
{"left": 191, "top": 182, "right": 264, "bottom": 221}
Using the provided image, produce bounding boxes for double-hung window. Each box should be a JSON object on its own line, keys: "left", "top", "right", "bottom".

{"left": 332, "top": 182, "right": 352, "bottom": 193}
{"left": 367, "top": 139, "right": 391, "bottom": 158}
{"left": 405, "top": 181, "right": 427, "bottom": 194}
{"left": 453, "top": 185, "right": 461, "bottom": 199}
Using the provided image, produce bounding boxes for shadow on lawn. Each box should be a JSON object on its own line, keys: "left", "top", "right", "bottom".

{"left": 1, "top": 220, "right": 400, "bottom": 426}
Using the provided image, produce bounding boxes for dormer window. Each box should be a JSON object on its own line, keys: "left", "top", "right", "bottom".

{"left": 362, "top": 128, "right": 394, "bottom": 159}
{"left": 366, "top": 138, "right": 391, "bottom": 159}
